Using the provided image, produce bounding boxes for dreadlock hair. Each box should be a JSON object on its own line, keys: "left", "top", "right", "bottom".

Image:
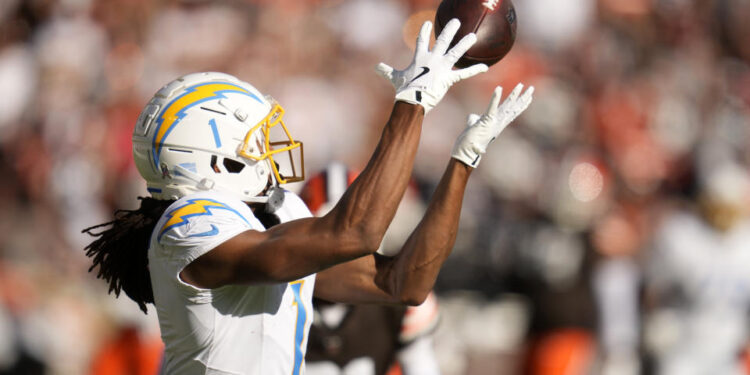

{"left": 83, "top": 197, "right": 174, "bottom": 313}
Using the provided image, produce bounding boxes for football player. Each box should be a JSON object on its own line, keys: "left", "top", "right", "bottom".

{"left": 646, "top": 162, "right": 750, "bottom": 375}
{"left": 84, "top": 19, "right": 533, "bottom": 375}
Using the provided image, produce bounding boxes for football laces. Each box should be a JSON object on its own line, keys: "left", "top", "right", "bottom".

{"left": 482, "top": 0, "right": 500, "bottom": 10}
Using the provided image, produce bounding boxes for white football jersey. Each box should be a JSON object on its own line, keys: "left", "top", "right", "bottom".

{"left": 149, "top": 190, "right": 315, "bottom": 375}
{"left": 649, "top": 212, "right": 750, "bottom": 375}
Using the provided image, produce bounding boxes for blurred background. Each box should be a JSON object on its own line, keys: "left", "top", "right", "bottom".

{"left": 1, "top": 0, "right": 750, "bottom": 374}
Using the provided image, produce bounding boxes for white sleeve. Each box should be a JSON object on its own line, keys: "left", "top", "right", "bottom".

{"left": 400, "top": 292, "right": 440, "bottom": 343}
{"left": 397, "top": 336, "right": 441, "bottom": 375}
{"left": 151, "top": 194, "right": 258, "bottom": 291}
{"left": 397, "top": 292, "right": 441, "bottom": 375}
{"left": 593, "top": 258, "right": 641, "bottom": 362}
{"left": 274, "top": 191, "right": 313, "bottom": 222}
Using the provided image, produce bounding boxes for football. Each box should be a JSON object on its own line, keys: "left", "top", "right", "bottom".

{"left": 435, "top": 0, "right": 517, "bottom": 68}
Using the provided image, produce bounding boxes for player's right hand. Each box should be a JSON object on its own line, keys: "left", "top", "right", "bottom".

{"left": 451, "top": 83, "right": 534, "bottom": 168}
{"left": 375, "top": 19, "right": 488, "bottom": 114}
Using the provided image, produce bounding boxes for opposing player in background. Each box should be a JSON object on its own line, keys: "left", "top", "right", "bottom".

{"left": 645, "top": 162, "right": 750, "bottom": 375}
{"left": 83, "top": 19, "right": 533, "bottom": 375}
{"left": 300, "top": 163, "right": 440, "bottom": 375}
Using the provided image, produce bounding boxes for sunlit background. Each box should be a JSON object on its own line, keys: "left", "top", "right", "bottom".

{"left": 1, "top": 0, "right": 750, "bottom": 374}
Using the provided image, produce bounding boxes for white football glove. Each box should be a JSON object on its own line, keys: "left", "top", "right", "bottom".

{"left": 451, "top": 83, "right": 534, "bottom": 168}
{"left": 376, "top": 19, "right": 489, "bottom": 114}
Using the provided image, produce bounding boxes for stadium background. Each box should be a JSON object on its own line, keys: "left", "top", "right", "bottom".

{"left": 0, "top": 0, "right": 749, "bottom": 374}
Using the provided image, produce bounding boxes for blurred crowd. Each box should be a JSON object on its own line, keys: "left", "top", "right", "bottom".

{"left": 0, "top": 0, "right": 749, "bottom": 374}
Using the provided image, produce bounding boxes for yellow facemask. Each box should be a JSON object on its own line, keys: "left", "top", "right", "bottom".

{"left": 237, "top": 101, "right": 305, "bottom": 184}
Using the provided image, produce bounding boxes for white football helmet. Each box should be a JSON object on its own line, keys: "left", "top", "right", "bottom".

{"left": 132, "top": 72, "right": 304, "bottom": 206}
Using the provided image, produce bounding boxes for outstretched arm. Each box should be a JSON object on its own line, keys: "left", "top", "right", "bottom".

{"left": 314, "top": 159, "right": 471, "bottom": 305}
{"left": 181, "top": 20, "right": 486, "bottom": 289}
{"left": 314, "top": 84, "right": 534, "bottom": 305}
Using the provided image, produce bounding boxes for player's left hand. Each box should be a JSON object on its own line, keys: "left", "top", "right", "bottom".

{"left": 451, "top": 83, "right": 534, "bottom": 168}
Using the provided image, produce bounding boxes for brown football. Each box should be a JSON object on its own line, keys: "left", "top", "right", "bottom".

{"left": 435, "top": 0, "right": 517, "bottom": 68}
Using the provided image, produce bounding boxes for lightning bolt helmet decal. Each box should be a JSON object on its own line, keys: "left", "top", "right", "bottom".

{"left": 151, "top": 82, "right": 263, "bottom": 169}
{"left": 131, "top": 72, "right": 305, "bottom": 204}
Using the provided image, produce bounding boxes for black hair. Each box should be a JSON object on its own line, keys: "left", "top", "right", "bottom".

{"left": 83, "top": 197, "right": 174, "bottom": 313}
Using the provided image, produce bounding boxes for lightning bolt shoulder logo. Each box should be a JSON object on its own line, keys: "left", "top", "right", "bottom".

{"left": 151, "top": 82, "right": 264, "bottom": 170}
{"left": 158, "top": 198, "right": 250, "bottom": 240}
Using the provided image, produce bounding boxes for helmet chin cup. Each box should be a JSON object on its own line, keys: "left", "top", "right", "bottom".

{"left": 265, "top": 186, "right": 286, "bottom": 213}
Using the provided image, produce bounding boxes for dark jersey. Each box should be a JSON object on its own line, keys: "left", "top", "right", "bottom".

{"left": 305, "top": 299, "right": 407, "bottom": 375}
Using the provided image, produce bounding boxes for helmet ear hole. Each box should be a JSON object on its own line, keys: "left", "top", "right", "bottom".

{"left": 210, "top": 155, "right": 221, "bottom": 173}
{"left": 223, "top": 158, "right": 246, "bottom": 173}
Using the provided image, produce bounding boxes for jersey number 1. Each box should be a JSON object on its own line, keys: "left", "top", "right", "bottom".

{"left": 290, "top": 280, "right": 307, "bottom": 375}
